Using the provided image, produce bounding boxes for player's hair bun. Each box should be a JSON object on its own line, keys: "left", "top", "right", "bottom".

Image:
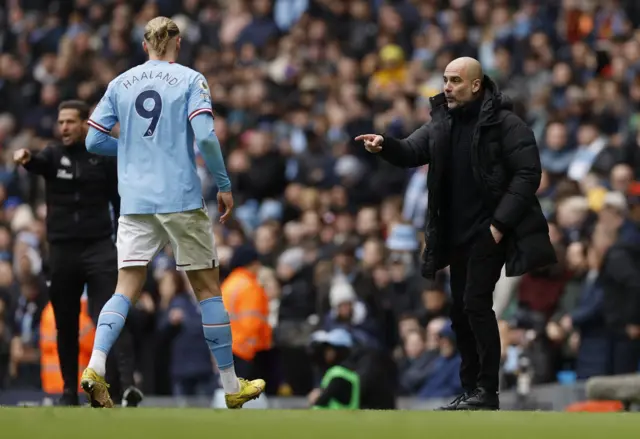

{"left": 155, "top": 23, "right": 169, "bottom": 42}
{"left": 144, "top": 16, "right": 179, "bottom": 57}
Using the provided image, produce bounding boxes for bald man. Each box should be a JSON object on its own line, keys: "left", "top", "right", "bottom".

{"left": 356, "top": 57, "right": 556, "bottom": 410}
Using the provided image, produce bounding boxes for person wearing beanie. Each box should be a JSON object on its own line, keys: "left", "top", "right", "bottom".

{"left": 229, "top": 244, "right": 260, "bottom": 271}
{"left": 221, "top": 244, "right": 272, "bottom": 384}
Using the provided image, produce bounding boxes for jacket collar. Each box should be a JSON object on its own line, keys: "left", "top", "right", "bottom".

{"left": 428, "top": 75, "right": 506, "bottom": 126}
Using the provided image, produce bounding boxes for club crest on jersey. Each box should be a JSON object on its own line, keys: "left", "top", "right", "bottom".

{"left": 57, "top": 169, "right": 73, "bottom": 179}
{"left": 60, "top": 156, "right": 71, "bottom": 167}
{"left": 199, "top": 79, "right": 211, "bottom": 103}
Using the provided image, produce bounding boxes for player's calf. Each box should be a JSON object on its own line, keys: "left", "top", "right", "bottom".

{"left": 186, "top": 267, "right": 246, "bottom": 396}
{"left": 87, "top": 266, "right": 147, "bottom": 377}
{"left": 188, "top": 267, "right": 238, "bottom": 392}
{"left": 200, "top": 295, "right": 241, "bottom": 394}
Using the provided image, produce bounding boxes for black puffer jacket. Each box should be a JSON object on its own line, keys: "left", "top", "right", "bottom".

{"left": 379, "top": 75, "right": 556, "bottom": 279}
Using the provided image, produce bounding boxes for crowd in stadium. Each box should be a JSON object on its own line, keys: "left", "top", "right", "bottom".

{"left": 1, "top": 0, "right": 640, "bottom": 403}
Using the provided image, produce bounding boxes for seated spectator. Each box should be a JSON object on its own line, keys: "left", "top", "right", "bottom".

{"left": 397, "top": 313, "right": 422, "bottom": 343}
{"left": 258, "top": 266, "right": 282, "bottom": 329}
{"left": 398, "top": 330, "right": 437, "bottom": 396}
{"left": 417, "top": 280, "right": 450, "bottom": 327}
{"left": 0, "top": 298, "right": 10, "bottom": 389}
{"left": 563, "top": 244, "right": 607, "bottom": 379}
{"left": 157, "top": 271, "right": 214, "bottom": 405}
{"left": 322, "top": 279, "right": 382, "bottom": 349}
{"left": 9, "top": 277, "right": 47, "bottom": 389}
{"left": 416, "top": 322, "right": 463, "bottom": 399}
{"left": 276, "top": 246, "right": 316, "bottom": 325}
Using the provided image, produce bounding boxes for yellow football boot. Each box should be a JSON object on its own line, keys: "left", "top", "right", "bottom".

{"left": 225, "top": 378, "right": 266, "bottom": 409}
{"left": 80, "top": 368, "right": 114, "bottom": 408}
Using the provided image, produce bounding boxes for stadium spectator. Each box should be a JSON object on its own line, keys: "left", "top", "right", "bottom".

{"left": 309, "top": 328, "right": 396, "bottom": 410}
{"left": 398, "top": 329, "right": 436, "bottom": 395}
{"left": 416, "top": 321, "right": 463, "bottom": 400}
{"left": 157, "top": 271, "right": 216, "bottom": 407}
{"left": 599, "top": 193, "right": 640, "bottom": 374}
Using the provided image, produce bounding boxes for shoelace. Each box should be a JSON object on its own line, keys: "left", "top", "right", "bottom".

{"left": 466, "top": 388, "right": 482, "bottom": 400}
{"left": 451, "top": 389, "right": 481, "bottom": 405}
{"left": 450, "top": 392, "right": 469, "bottom": 405}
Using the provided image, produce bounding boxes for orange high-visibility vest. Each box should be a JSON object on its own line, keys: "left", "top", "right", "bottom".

{"left": 221, "top": 267, "right": 272, "bottom": 362}
{"left": 40, "top": 298, "right": 96, "bottom": 394}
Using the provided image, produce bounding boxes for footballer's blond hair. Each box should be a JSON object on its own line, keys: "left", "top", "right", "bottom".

{"left": 144, "top": 16, "right": 180, "bottom": 57}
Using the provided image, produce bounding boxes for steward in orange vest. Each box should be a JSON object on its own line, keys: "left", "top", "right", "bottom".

{"left": 221, "top": 245, "right": 272, "bottom": 367}
{"left": 40, "top": 297, "right": 95, "bottom": 394}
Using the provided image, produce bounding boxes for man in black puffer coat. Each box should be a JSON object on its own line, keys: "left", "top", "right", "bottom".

{"left": 356, "top": 57, "right": 556, "bottom": 411}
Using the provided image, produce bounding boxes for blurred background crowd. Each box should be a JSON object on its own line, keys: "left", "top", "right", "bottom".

{"left": 1, "top": 0, "right": 640, "bottom": 404}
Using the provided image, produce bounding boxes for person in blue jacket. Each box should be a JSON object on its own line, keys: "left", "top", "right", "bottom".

{"left": 417, "top": 322, "right": 464, "bottom": 399}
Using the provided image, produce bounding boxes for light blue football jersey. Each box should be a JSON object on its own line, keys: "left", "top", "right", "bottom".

{"left": 88, "top": 60, "right": 214, "bottom": 215}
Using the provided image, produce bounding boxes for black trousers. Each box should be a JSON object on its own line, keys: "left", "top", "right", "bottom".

{"left": 449, "top": 227, "right": 505, "bottom": 393}
{"left": 607, "top": 334, "right": 640, "bottom": 375}
{"left": 48, "top": 238, "right": 135, "bottom": 399}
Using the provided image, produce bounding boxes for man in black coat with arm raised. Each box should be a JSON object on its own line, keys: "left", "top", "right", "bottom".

{"left": 356, "top": 57, "right": 556, "bottom": 410}
{"left": 13, "top": 100, "right": 141, "bottom": 407}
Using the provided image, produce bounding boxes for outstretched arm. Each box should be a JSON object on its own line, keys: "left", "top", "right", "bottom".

{"left": 356, "top": 123, "right": 432, "bottom": 168}
{"left": 19, "top": 146, "right": 55, "bottom": 177}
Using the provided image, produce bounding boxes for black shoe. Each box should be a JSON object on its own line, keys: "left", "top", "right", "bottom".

{"left": 434, "top": 392, "right": 471, "bottom": 411}
{"left": 122, "top": 386, "right": 144, "bottom": 407}
{"left": 57, "top": 390, "right": 79, "bottom": 406}
{"left": 455, "top": 388, "right": 500, "bottom": 411}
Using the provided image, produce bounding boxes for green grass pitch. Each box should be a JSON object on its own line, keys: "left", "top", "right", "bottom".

{"left": 1, "top": 407, "right": 639, "bottom": 439}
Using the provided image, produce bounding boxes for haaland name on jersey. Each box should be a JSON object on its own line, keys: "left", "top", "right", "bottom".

{"left": 121, "top": 70, "right": 179, "bottom": 89}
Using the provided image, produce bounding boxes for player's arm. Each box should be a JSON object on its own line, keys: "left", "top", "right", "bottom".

{"left": 105, "top": 157, "right": 120, "bottom": 224}
{"left": 377, "top": 123, "right": 432, "bottom": 168}
{"left": 86, "top": 84, "right": 119, "bottom": 156}
{"left": 18, "top": 145, "right": 55, "bottom": 177}
{"left": 190, "top": 115, "right": 231, "bottom": 192}
{"left": 187, "top": 74, "right": 231, "bottom": 192}
{"left": 86, "top": 128, "right": 118, "bottom": 156}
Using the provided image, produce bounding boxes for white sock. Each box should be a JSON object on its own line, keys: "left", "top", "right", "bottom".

{"left": 219, "top": 366, "right": 241, "bottom": 394}
{"left": 87, "top": 350, "right": 107, "bottom": 377}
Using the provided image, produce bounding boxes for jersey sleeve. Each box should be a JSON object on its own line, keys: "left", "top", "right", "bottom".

{"left": 88, "top": 82, "right": 118, "bottom": 133}
{"left": 187, "top": 73, "right": 214, "bottom": 122}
